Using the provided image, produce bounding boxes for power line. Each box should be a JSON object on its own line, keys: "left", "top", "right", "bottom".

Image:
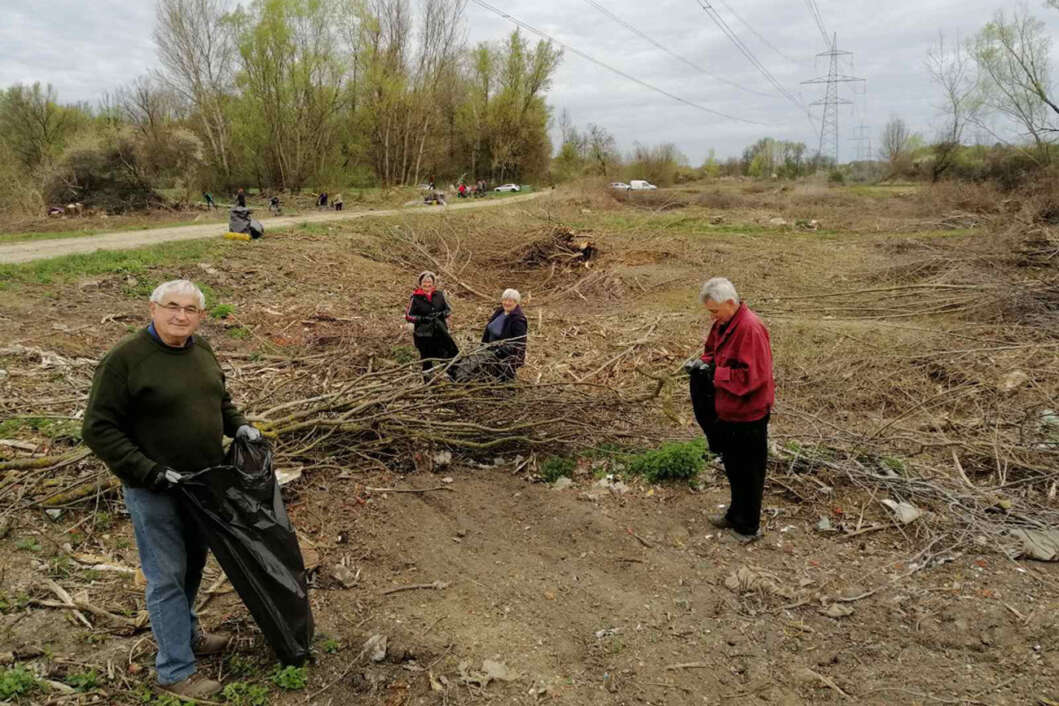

{"left": 692, "top": 0, "right": 810, "bottom": 119}
{"left": 714, "top": 0, "right": 800, "bottom": 66}
{"left": 468, "top": 0, "right": 772, "bottom": 126}
{"left": 804, "top": 0, "right": 830, "bottom": 48}
{"left": 581, "top": 0, "right": 775, "bottom": 99}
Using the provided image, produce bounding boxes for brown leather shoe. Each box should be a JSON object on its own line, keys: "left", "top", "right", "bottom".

{"left": 161, "top": 673, "right": 223, "bottom": 699}
{"left": 192, "top": 631, "right": 231, "bottom": 656}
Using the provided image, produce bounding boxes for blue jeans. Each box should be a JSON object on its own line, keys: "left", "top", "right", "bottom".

{"left": 124, "top": 486, "right": 208, "bottom": 685}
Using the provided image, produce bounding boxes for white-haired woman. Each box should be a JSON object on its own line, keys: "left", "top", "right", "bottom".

{"left": 404, "top": 271, "right": 458, "bottom": 376}
{"left": 481, "top": 288, "right": 528, "bottom": 380}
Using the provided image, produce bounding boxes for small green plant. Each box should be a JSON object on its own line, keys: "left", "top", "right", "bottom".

{"left": 0, "top": 665, "right": 40, "bottom": 699}
{"left": 93, "top": 511, "right": 114, "bottom": 530}
{"left": 271, "top": 665, "right": 308, "bottom": 690}
{"left": 14, "top": 537, "right": 42, "bottom": 552}
{"left": 626, "top": 439, "right": 706, "bottom": 483}
{"left": 152, "top": 694, "right": 185, "bottom": 706}
{"left": 390, "top": 345, "right": 417, "bottom": 365}
{"left": 226, "top": 655, "right": 259, "bottom": 678}
{"left": 47, "top": 555, "right": 73, "bottom": 579}
{"left": 210, "top": 304, "right": 235, "bottom": 319}
{"left": 828, "top": 169, "right": 845, "bottom": 184}
{"left": 880, "top": 455, "right": 907, "bottom": 475}
{"left": 66, "top": 669, "right": 100, "bottom": 691}
{"left": 228, "top": 327, "right": 251, "bottom": 340}
{"left": 222, "top": 681, "right": 270, "bottom": 705}
{"left": 319, "top": 637, "right": 341, "bottom": 654}
{"left": 540, "top": 456, "right": 576, "bottom": 483}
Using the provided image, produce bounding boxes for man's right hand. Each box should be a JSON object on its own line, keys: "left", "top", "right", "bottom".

{"left": 149, "top": 466, "right": 184, "bottom": 491}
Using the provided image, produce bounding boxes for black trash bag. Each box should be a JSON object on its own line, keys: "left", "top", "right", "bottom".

{"left": 249, "top": 218, "right": 264, "bottom": 239}
{"left": 176, "top": 438, "right": 313, "bottom": 665}
{"left": 689, "top": 370, "right": 724, "bottom": 455}
{"left": 448, "top": 348, "right": 500, "bottom": 383}
{"left": 229, "top": 206, "right": 252, "bottom": 234}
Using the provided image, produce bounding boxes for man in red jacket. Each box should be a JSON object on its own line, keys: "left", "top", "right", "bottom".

{"left": 689, "top": 277, "right": 775, "bottom": 543}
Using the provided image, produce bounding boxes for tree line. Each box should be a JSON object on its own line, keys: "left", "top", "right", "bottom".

{"left": 0, "top": 0, "right": 561, "bottom": 212}
{"left": 879, "top": 2, "right": 1059, "bottom": 185}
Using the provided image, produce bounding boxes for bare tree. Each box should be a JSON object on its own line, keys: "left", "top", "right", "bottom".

{"left": 926, "top": 32, "right": 980, "bottom": 180}
{"left": 879, "top": 117, "right": 914, "bottom": 178}
{"left": 154, "top": 0, "right": 236, "bottom": 183}
{"left": 586, "top": 123, "right": 617, "bottom": 176}
{"left": 970, "top": 7, "right": 1058, "bottom": 157}
{"left": 0, "top": 83, "right": 74, "bottom": 169}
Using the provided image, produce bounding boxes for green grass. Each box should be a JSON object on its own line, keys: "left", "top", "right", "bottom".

{"left": 0, "top": 217, "right": 230, "bottom": 244}
{"left": 0, "top": 239, "right": 234, "bottom": 289}
{"left": 0, "top": 416, "right": 81, "bottom": 441}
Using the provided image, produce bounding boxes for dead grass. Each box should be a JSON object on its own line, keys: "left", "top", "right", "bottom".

{"left": 0, "top": 181, "right": 1056, "bottom": 704}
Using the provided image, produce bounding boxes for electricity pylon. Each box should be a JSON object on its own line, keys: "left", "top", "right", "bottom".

{"left": 802, "top": 34, "right": 864, "bottom": 164}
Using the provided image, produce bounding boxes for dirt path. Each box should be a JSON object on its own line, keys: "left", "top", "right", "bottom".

{"left": 0, "top": 191, "right": 543, "bottom": 264}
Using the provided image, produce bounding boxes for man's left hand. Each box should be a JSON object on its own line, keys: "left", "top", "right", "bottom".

{"left": 236, "top": 425, "right": 262, "bottom": 442}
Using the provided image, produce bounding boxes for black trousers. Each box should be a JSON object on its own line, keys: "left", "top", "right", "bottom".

{"left": 414, "top": 332, "right": 458, "bottom": 374}
{"left": 713, "top": 415, "right": 769, "bottom": 535}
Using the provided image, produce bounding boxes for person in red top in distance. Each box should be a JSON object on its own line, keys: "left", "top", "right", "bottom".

{"left": 687, "top": 277, "right": 775, "bottom": 543}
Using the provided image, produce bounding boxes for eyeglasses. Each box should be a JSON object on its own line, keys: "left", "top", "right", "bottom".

{"left": 159, "top": 303, "right": 203, "bottom": 316}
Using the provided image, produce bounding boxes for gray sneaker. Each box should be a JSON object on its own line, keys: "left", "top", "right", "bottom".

{"left": 708, "top": 514, "right": 733, "bottom": 529}
{"left": 731, "top": 529, "right": 762, "bottom": 544}
{"left": 161, "top": 673, "right": 223, "bottom": 699}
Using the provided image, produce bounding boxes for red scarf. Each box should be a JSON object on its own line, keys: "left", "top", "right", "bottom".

{"left": 413, "top": 288, "right": 434, "bottom": 302}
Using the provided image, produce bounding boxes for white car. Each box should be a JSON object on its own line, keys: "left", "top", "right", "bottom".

{"left": 609, "top": 182, "right": 630, "bottom": 190}
{"left": 629, "top": 180, "right": 657, "bottom": 190}
{"left": 494, "top": 183, "right": 521, "bottom": 192}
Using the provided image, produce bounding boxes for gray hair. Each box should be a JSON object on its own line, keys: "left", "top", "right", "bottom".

{"left": 699, "top": 277, "right": 739, "bottom": 304}
{"left": 150, "top": 279, "right": 205, "bottom": 308}
{"left": 501, "top": 288, "right": 521, "bottom": 304}
{"left": 418, "top": 270, "right": 437, "bottom": 285}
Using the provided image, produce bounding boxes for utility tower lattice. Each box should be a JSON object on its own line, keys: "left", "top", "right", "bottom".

{"left": 801, "top": 34, "right": 863, "bottom": 164}
{"left": 850, "top": 122, "right": 871, "bottom": 162}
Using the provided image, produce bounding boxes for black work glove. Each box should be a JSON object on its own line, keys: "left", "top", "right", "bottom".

{"left": 684, "top": 358, "right": 715, "bottom": 380}
{"left": 148, "top": 466, "right": 184, "bottom": 492}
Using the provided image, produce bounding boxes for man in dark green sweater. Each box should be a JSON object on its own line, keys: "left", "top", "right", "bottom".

{"left": 83, "top": 279, "right": 260, "bottom": 700}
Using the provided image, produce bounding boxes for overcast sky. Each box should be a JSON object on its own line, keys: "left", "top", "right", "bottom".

{"left": 3, "top": 0, "right": 1057, "bottom": 163}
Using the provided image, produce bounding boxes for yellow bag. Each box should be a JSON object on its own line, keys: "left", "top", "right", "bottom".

{"left": 224, "top": 232, "right": 252, "bottom": 241}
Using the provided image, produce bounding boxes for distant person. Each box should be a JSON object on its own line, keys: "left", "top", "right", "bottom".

{"left": 404, "top": 271, "right": 458, "bottom": 378}
{"left": 428, "top": 174, "right": 436, "bottom": 190}
{"left": 686, "top": 277, "right": 774, "bottom": 544}
{"left": 235, "top": 188, "right": 246, "bottom": 208}
{"left": 268, "top": 195, "right": 281, "bottom": 214}
{"left": 481, "top": 289, "right": 528, "bottom": 381}
{"left": 317, "top": 192, "right": 328, "bottom": 209}
{"left": 457, "top": 183, "right": 467, "bottom": 199}
{"left": 203, "top": 191, "right": 216, "bottom": 210}
{"left": 332, "top": 194, "right": 343, "bottom": 211}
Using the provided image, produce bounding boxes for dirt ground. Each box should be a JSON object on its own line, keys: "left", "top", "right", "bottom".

{"left": 0, "top": 180, "right": 1057, "bottom": 705}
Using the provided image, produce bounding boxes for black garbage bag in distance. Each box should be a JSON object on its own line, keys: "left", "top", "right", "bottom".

{"left": 229, "top": 206, "right": 252, "bottom": 234}
{"left": 177, "top": 438, "right": 313, "bottom": 665}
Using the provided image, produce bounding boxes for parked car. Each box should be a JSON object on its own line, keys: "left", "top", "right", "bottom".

{"left": 609, "top": 182, "right": 631, "bottom": 190}
{"left": 494, "top": 183, "right": 521, "bottom": 192}
{"left": 629, "top": 180, "right": 657, "bottom": 190}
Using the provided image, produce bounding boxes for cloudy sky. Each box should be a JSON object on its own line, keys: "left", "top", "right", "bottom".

{"left": 3, "top": 0, "right": 1057, "bottom": 163}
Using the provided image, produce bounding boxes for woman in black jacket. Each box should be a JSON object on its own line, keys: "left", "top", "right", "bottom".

{"left": 405, "top": 271, "right": 459, "bottom": 376}
{"left": 481, "top": 288, "right": 528, "bottom": 380}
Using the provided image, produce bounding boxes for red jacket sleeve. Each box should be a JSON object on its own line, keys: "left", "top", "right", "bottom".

{"left": 713, "top": 326, "right": 772, "bottom": 398}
